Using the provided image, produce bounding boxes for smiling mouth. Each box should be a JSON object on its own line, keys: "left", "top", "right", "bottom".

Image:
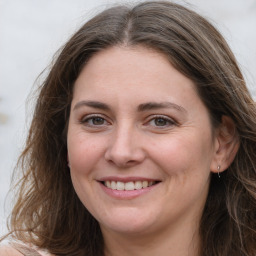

{"left": 101, "top": 180, "right": 160, "bottom": 191}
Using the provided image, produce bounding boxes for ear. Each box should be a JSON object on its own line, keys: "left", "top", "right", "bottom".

{"left": 210, "top": 116, "right": 240, "bottom": 174}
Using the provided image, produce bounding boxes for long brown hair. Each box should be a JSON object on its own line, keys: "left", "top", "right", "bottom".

{"left": 6, "top": 1, "right": 256, "bottom": 255}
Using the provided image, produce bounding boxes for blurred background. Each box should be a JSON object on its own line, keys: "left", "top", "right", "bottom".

{"left": 1, "top": 0, "right": 256, "bottom": 236}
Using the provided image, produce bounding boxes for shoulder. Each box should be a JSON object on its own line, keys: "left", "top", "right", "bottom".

{"left": 0, "top": 244, "right": 54, "bottom": 256}
{"left": 0, "top": 245, "right": 23, "bottom": 256}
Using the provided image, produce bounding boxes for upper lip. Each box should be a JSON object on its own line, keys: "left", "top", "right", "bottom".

{"left": 97, "top": 176, "right": 161, "bottom": 182}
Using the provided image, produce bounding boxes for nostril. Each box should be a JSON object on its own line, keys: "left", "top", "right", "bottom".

{"left": 106, "top": 159, "right": 137, "bottom": 168}
{"left": 126, "top": 160, "right": 137, "bottom": 164}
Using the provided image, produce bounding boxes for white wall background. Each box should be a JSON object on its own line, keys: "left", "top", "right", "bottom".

{"left": 1, "top": 0, "right": 256, "bottom": 236}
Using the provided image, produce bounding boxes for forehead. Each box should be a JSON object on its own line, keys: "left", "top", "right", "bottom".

{"left": 73, "top": 46, "right": 199, "bottom": 103}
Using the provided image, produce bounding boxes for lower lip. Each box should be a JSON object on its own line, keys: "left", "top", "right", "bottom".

{"left": 99, "top": 182, "right": 159, "bottom": 199}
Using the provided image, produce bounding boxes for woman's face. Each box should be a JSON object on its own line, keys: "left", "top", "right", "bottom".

{"left": 67, "top": 46, "right": 219, "bottom": 236}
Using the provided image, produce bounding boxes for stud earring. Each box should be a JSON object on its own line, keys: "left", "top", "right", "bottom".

{"left": 217, "top": 165, "right": 221, "bottom": 178}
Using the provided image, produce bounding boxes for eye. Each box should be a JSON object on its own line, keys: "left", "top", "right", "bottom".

{"left": 152, "top": 117, "right": 169, "bottom": 126}
{"left": 80, "top": 115, "right": 109, "bottom": 127}
{"left": 147, "top": 115, "right": 176, "bottom": 128}
{"left": 89, "top": 117, "right": 105, "bottom": 125}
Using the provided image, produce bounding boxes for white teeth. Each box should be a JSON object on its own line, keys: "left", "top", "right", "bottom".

{"left": 103, "top": 180, "right": 157, "bottom": 190}
{"left": 125, "top": 182, "right": 135, "bottom": 191}
{"left": 116, "top": 181, "right": 125, "bottom": 190}
{"left": 106, "top": 181, "right": 111, "bottom": 188}
{"left": 142, "top": 181, "right": 148, "bottom": 188}
{"left": 110, "top": 181, "right": 116, "bottom": 190}
{"left": 134, "top": 181, "right": 142, "bottom": 190}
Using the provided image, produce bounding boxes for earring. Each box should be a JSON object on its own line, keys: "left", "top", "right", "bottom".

{"left": 217, "top": 165, "right": 221, "bottom": 178}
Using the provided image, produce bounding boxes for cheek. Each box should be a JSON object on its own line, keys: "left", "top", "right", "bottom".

{"left": 67, "top": 135, "right": 104, "bottom": 207}
{"left": 67, "top": 132, "right": 105, "bottom": 175}
{"left": 149, "top": 132, "right": 214, "bottom": 177}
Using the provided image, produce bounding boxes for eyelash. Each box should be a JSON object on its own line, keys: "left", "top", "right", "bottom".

{"left": 146, "top": 115, "right": 177, "bottom": 128}
{"left": 80, "top": 114, "right": 110, "bottom": 127}
{"left": 79, "top": 114, "right": 177, "bottom": 129}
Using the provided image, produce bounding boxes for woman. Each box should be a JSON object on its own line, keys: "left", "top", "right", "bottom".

{"left": 1, "top": 1, "right": 256, "bottom": 255}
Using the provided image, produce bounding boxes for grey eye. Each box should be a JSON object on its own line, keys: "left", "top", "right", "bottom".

{"left": 154, "top": 118, "right": 168, "bottom": 126}
{"left": 90, "top": 117, "right": 105, "bottom": 125}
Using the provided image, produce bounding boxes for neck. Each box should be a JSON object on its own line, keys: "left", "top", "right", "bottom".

{"left": 102, "top": 217, "right": 201, "bottom": 256}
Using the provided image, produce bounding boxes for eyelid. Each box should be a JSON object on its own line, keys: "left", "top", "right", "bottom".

{"left": 80, "top": 113, "right": 111, "bottom": 125}
{"left": 145, "top": 114, "right": 177, "bottom": 127}
{"left": 79, "top": 113, "right": 177, "bottom": 128}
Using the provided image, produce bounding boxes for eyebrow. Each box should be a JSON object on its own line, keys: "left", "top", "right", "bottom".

{"left": 73, "top": 101, "right": 110, "bottom": 111}
{"left": 73, "top": 100, "right": 187, "bottom": 113}
{"left": 138, "top": 102, "right": 187, "bottom": 113}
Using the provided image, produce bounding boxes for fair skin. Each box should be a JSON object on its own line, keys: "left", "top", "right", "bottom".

{"left": 0, "top": 244, "right": 52, "bottom": 256}
{"left": 0, "top": 246, "right": 23, "bottom": 256}
{"left": 0, "top": 46, "right": 237, "bottom": 256}
{"left": 67, "top": 46, "right": 237, "bottom": 256}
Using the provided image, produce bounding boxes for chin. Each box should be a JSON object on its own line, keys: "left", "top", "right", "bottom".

{"left": 97, "top": 207, "right": 158, "bottom": 235}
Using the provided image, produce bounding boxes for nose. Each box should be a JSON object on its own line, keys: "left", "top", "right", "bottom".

{"left": 104, "top": 125, "right": 146, "bottom": 168}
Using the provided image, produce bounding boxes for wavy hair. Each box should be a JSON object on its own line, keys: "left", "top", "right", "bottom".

{"left": 6, "top": 1, "right": 256, "bottom": 255}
